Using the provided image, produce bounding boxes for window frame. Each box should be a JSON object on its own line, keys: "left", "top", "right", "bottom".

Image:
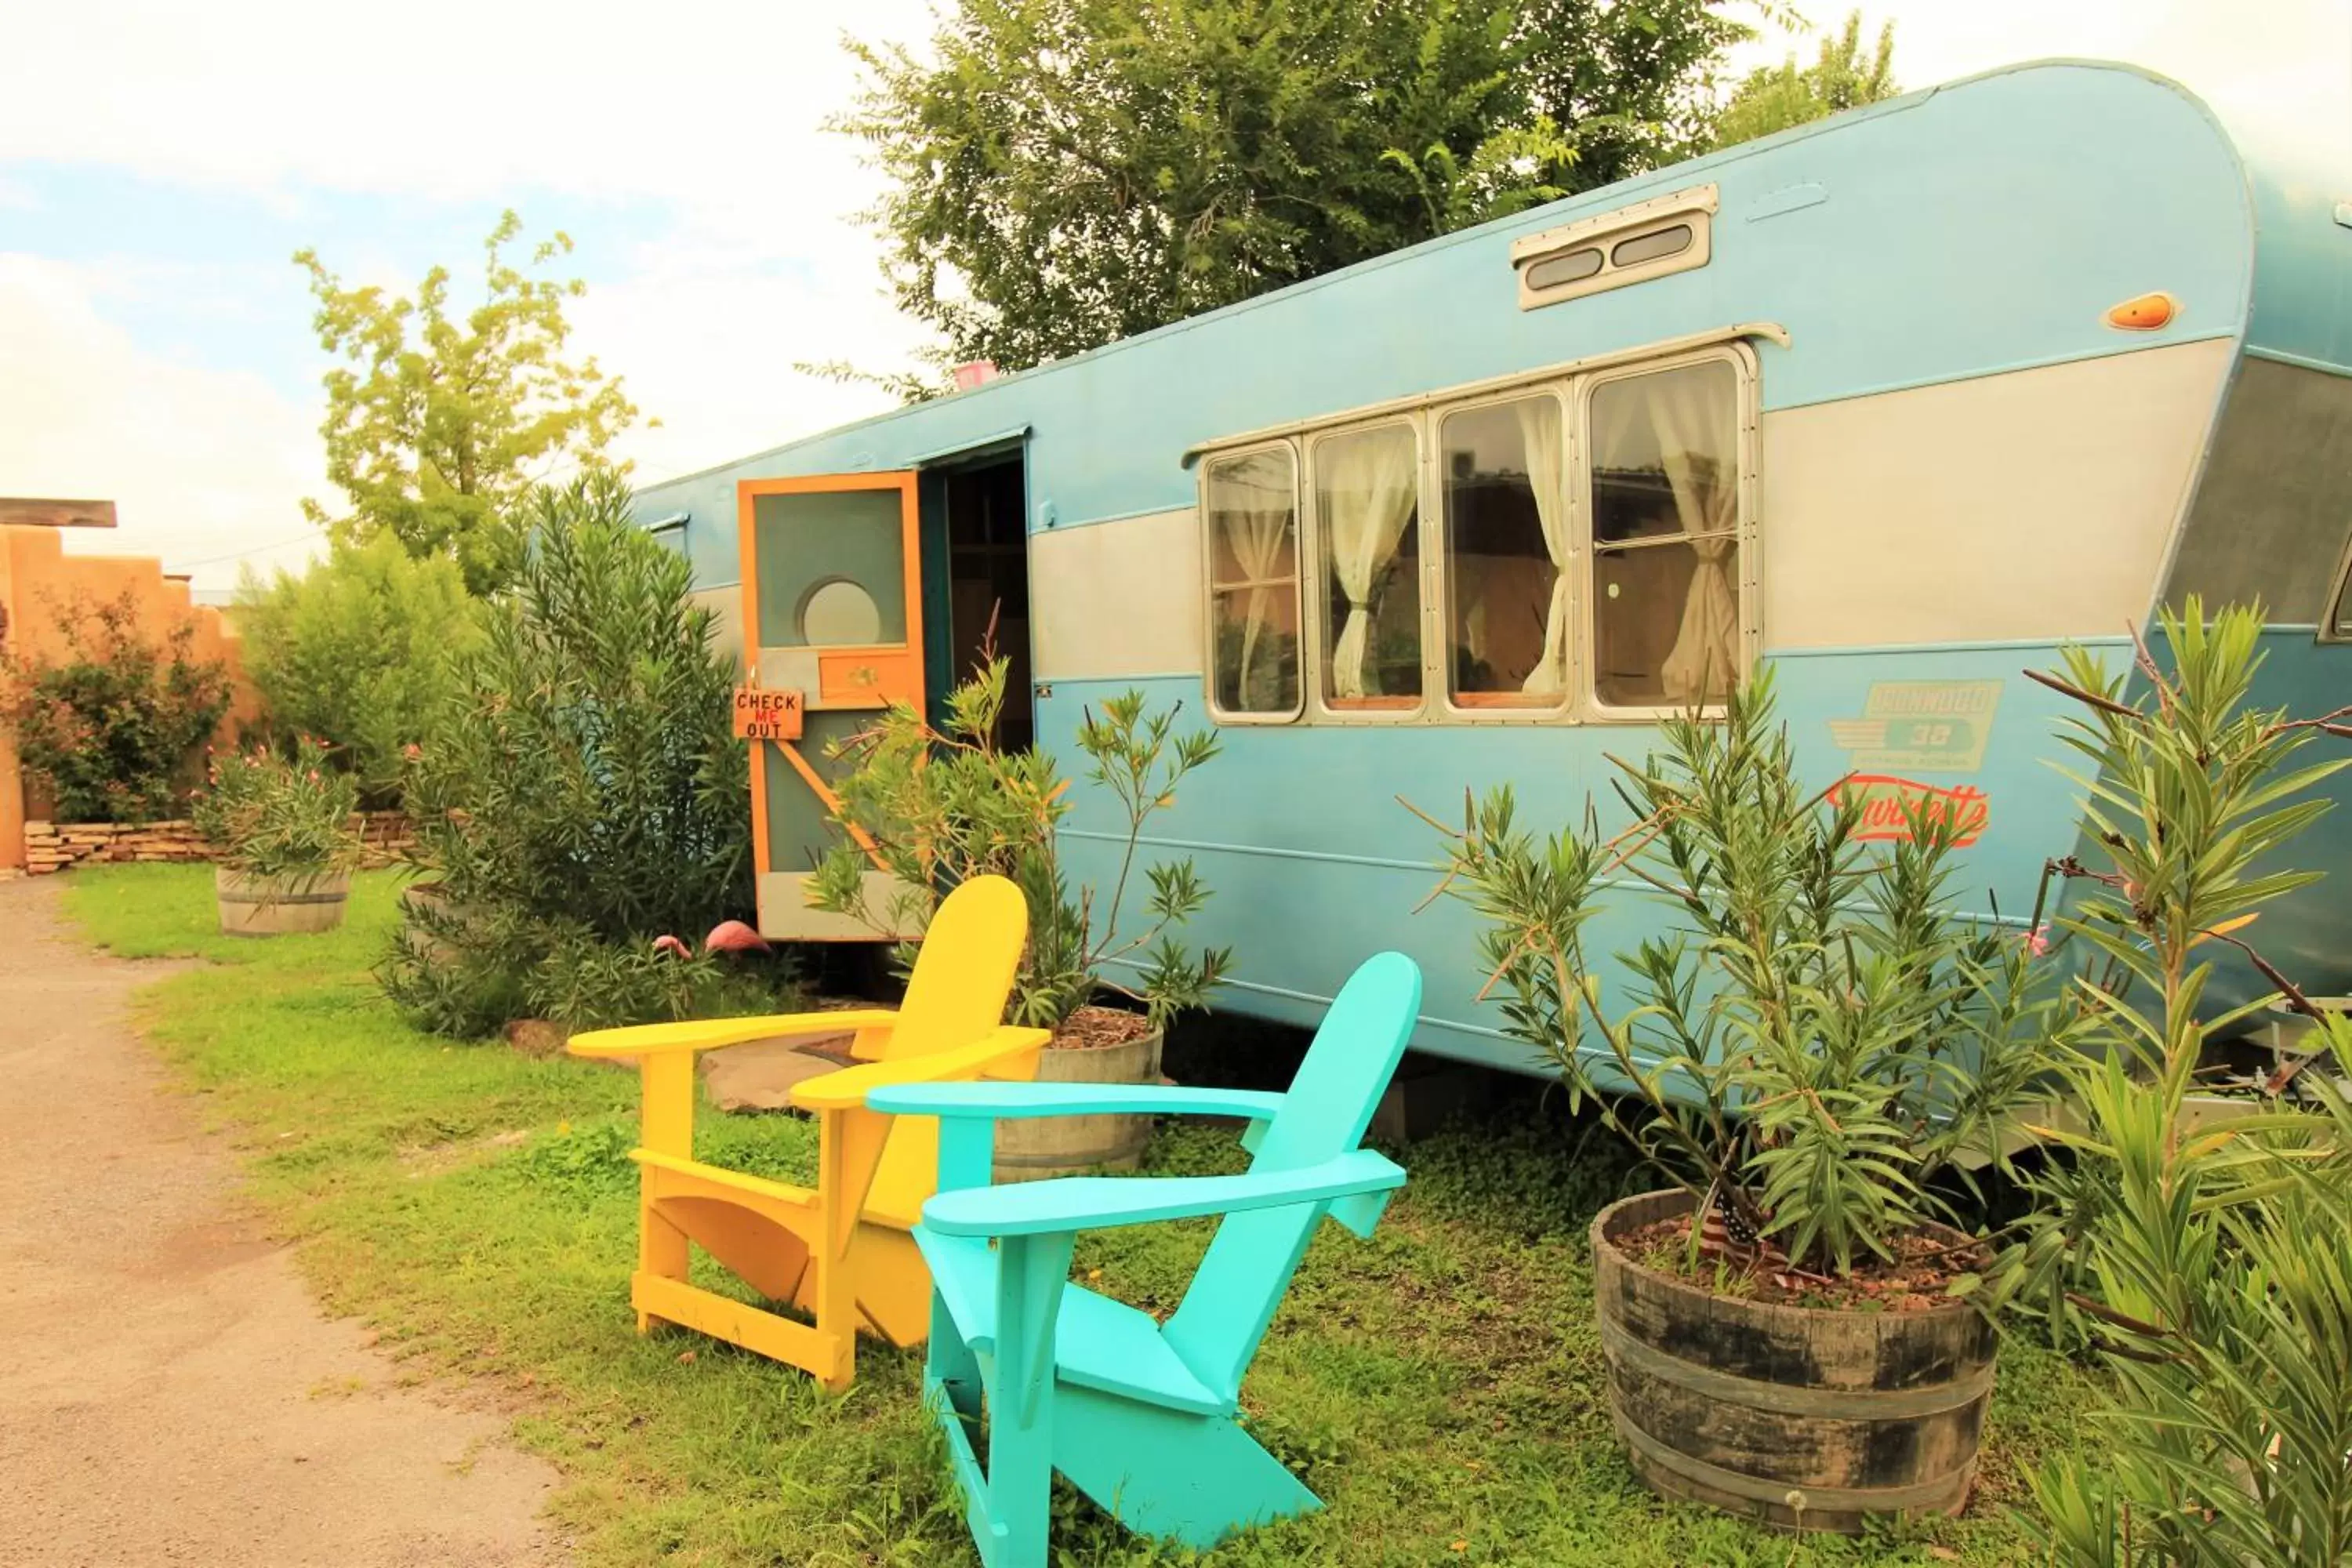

{"left": 1432, "top": 383, "right": 1577, "bottom": 722}
{"left": 1199, "top": 437, "right": 1308, "bottom": 725}
{"left": 2321, "top": 527, "right": 2352, "bottom": 644}
{"left": 1305, "top": 416, "right": 1430, "bottom": 724}
{"left": 1577, "top": 345, "right": 1759, "bottom": 724}
{"left": 1511, "top": 185, "right": 1718, "bottom": 312}
{"left": 1189, "top": 325, "right": 1766, "bottom": 728}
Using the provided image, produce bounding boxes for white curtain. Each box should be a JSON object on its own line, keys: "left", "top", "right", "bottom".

{"left": 1650, "top": 376, "right": 1740, "bottom": 703}
{"left": 1214, "top": 453, "right": 1294, "bottom": 705}
{"left": 1320, "top": 428, "right": 1418, "bottom": 699}
{"left": 1514, "top": 398, "right": 1570, "bottom": 696}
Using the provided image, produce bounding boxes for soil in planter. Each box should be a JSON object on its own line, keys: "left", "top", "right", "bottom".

{"left": 1051, "top": 1003, "right": 1152, "bottom": 1049}
{"left": 1619, "top": 1214, "right": 1988, "bottom": 1313}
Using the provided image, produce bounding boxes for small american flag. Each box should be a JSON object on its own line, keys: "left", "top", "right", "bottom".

{"left": 1698, "top": 1179, "right": 1765, "bottom": 1265}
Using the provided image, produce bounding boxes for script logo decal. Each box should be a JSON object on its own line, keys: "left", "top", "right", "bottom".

{"left": 1830, "top": 774, "right": 1991, "bottom": 847}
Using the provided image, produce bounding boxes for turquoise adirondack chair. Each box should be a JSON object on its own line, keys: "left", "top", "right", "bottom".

{"left": 868, "top": 951, "right": 1423, "bottom": 1568}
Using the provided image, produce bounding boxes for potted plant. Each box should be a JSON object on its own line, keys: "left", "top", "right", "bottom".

{"left": 1422, "top": 671, "right": 2063, "bottom": 1534}
{"left": 814, "top": 656, "right": 1229, "bottom": 1178}
{"left": 195, "top": 739, "right": 363, "bottom": 935}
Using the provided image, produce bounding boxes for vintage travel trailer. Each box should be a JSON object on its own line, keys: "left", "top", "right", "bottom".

{"left": 633, "top": 60, "right": 2352, "bottom": 1074}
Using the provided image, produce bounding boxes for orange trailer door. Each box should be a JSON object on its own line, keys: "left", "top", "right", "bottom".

{"left": 737, "top": 472, "right": 924, "bottom": 939}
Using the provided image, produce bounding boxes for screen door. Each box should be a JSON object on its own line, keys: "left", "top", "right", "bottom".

{"left": 738, "top": 472, "right": 924, "bottom": 938}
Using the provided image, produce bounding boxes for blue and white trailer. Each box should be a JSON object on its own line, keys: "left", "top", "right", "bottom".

{"left": 635, "top": 60, "right": 2352, "bottom": 1071}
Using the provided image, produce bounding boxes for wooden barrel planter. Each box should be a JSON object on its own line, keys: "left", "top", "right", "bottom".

{"left": 215, "top": 868, "right": 350, "bottom": 937}
{"left": 1591, "top": 1189, "right": 1996, "bottom": 1534}
{"left": 993, "top": 1009, "right": 1163, "bottom": 1182}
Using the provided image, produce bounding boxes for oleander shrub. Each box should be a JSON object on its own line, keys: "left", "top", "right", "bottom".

{"left": 2004, "top": 601, "right": 2352, "bottom": 1568}
{"left": 1425, "top": 668, "right": 2065, "bottom": 1279}
{"left": 380, "top": 471, "right": 764, "bottom": 1036}
{"left": 194, "top": 740, "right": 361, "bottom": 884}
{"left": 811, "top": 656, "right": 1229, "bottom": 1034}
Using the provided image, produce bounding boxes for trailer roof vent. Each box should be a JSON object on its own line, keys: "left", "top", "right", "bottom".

{"left": 1511, "top": 184, "right": 1717, "bottom": 311}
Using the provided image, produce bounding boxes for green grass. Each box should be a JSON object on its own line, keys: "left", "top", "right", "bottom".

{"left": 64, "top": 863, "right": 2089, "bottom": 1566}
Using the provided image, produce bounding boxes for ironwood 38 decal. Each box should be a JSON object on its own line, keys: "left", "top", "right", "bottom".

{"left": 1827, "top": 680, "right": 2004, "bottom": 773}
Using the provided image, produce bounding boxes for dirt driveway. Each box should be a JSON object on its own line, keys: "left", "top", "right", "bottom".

{"left": 0, "top": 876, "right": 565, "bottom": 1567}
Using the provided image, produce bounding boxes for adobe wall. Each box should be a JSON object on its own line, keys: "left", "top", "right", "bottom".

{"left": 0, "top": 524, "right": 263, "bottom": 869}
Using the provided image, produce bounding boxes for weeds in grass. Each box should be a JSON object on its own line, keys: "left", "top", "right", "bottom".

{"left": 517, "top": 1121, "right": 637, "bottom": 1203}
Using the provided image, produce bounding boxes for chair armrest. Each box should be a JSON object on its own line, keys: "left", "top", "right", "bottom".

{"left": 918, "top": 1149, "right": 1407, "bottom": 1238}
{"left": 866, "top": 1081, "right": 1290, "bottom": 1124}
{"left": 791, "top": 1026, "right": 1053, "bottom": 1112}
{"left": 566, "top": 1008, "right": 898, "bottom": 1059}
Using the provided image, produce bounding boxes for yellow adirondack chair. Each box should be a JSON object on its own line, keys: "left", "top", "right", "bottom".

{"left": 567, "top": 875, "right": 1047, "bottom": 1390}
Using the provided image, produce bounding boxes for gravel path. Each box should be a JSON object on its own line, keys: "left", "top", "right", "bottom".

{"left": 0, "top": 875, "right": 566, "bottom": 1567}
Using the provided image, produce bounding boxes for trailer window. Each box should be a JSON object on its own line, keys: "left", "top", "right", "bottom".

{"left": 1442, "top": 395, "right": 1567, "bottom": 703}
{"left": 1611, "top": 224, "right": 1693, "bottom": 267}
{"left": 1512, "top": 186, "right": 1715, "bottom": 311}
{"left": 1588, "top": 360, "right": 1740, "bottom": 709}
{"left": 1205, "top": 447, "right": 1303, "bottom": 717}
{"left": 1523, "top": 248, "right": 1602, "bottom": 291}
{"left": 1313, "top": 423, "right": 1423, "bottom": 708}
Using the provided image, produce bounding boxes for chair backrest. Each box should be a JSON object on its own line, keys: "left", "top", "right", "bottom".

{"left": 864, "top": 875, "right": 1030, "bottom": 1222}
{"left": 1160, "top": 952, "right": 1421, "bottom": 1399}
{"left": 880, "top": 874, "right": 1029, "bottom": 1059}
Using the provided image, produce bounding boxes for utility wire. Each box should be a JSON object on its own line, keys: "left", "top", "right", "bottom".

{"left": 165, "top": 454, "right": 681, "bottom": 574}
{"left": 166, "top": 529, "right": 325, "bottom": 572}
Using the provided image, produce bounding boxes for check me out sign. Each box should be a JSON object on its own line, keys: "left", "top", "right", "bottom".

{"left": 731, "top": 686, "right": 804, "bottom": 742}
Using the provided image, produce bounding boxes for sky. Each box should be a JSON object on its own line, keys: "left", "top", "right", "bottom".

{"left": 2, "top": 0, "right": 2345, "bottom": 593}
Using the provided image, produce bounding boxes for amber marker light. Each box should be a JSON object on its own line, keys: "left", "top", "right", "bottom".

{"left": 2105, "top": 292, "right": 2178, "bottom": 331}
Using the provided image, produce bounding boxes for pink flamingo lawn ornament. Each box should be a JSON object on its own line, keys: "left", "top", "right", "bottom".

{"left": 652, "top": 921, "right": 772, "bottom": 960}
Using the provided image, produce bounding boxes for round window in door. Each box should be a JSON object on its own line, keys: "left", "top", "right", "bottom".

{"left": 799, "top": 578, "right": 883, "bottom": 645}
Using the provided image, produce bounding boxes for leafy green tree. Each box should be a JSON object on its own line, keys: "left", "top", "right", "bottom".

{"left": 1713, "top": 10, "right": 1896, "bottom": 149}
{"left": 234, "top": 535, "right": 480, "bottom": 807}
{"left": 1515, "top": 0, "right": 1766, "bottom": 187}
{"left": 296, "top": 212, "right": 644, "bottom": 594}
{"left": 841, "top": 0, "right": 1756, "bottom": 373}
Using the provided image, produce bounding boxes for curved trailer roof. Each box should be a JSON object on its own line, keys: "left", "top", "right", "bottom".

{"left": 635, "top": 59, "right": 2340, "bottom": 580}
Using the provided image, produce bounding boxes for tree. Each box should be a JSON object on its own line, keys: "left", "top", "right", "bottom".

{"left": 1713, "top": 10, "right": 1896, "bottom": 150}
{"left": 296, "top": 212, "right": 644, "bottom": 594}
{"left": 234, "top": 535, "right": 480, "bottom": 807}
{"left": 1515, "top": 0, "right": 1764, "bottom": 187}
{"left": 841, "top": 0, "right": 1757, "bottom": 374}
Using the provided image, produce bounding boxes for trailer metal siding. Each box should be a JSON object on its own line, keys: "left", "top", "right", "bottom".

{"left": 637, "top": 60, "right": 2351, "bottom": 1072}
